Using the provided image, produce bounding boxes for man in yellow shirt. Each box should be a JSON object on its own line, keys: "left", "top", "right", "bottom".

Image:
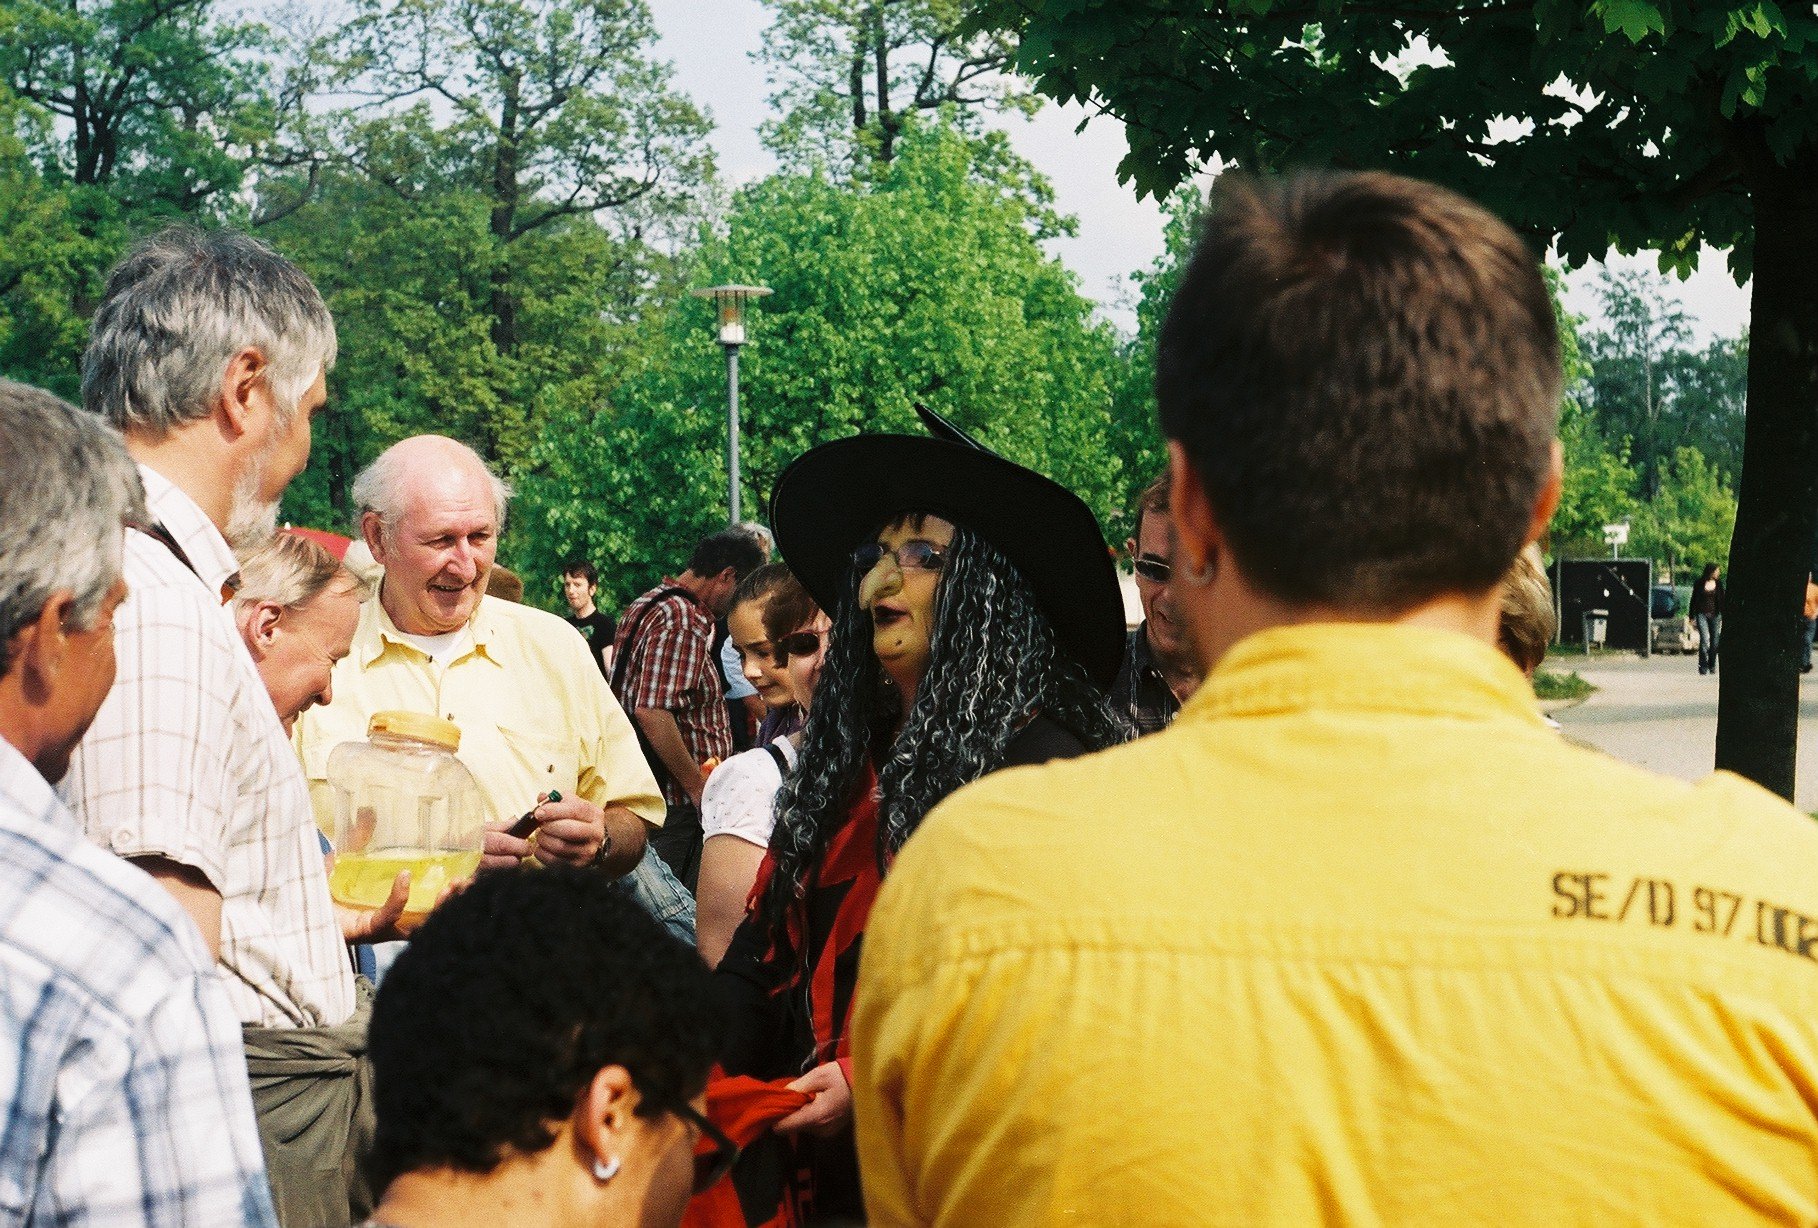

{"left": 851, "top": 171, "right": 1818, "bottom": 1226}
{"left": 295, "top": 436, "right": 679, "bottom": 931}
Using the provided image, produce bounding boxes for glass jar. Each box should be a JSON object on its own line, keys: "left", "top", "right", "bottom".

{"left": 324, "top": 710, "right": 486, "bottom": 928}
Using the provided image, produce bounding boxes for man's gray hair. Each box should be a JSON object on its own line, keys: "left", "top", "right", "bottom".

{"left": 0, "top": 381, "right": 148, "bottom": 664}
{"left": 81, "top": 226, "right": 337, "bottom": 436}
{"left": 352, "top": 437, "right": 512, "bottom": 537}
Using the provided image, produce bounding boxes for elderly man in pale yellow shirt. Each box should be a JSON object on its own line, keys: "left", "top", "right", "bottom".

{"left": 851, "top": 171, "right": 1818, "bottom": 1227}
{"left": 297, "top": 585, "right": 661, "bottom": 838}
{"left": 295, "top": 436, "right": 663, "bottom": 888}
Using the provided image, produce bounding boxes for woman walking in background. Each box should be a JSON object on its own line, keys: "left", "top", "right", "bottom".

{"left": 1691, "top": 562, "right": 1724, "bottom": 675}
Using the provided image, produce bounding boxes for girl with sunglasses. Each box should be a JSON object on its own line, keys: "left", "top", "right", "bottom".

{"left": 713, "top": 408, "right": 1128, "bottom": 1223}
{"left": 698, "top": 569, "right": 829, "bottom": 969}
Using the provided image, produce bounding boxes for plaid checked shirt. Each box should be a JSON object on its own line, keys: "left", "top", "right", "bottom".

{"left": 612, "top": 581, "right": 733, "bottom": 807}
{"left": 0, "top": 739, "right": 278, "bottom": 1226}
{"left": 62, "top": 466, "right": 356, "bottom": 1028}
{"left": 1111, "top": 625, "right": 1184, "bottom": 737}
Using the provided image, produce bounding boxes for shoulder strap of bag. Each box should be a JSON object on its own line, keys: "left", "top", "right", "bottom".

{"left": 609, "top": 585, "right": 695, "bottom": 695}
{"left": 762, "top": 739, "right": 790, "bottom": 776}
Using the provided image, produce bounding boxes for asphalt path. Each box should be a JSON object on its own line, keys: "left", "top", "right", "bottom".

{"left": 1551, "top": 650, "right": 1818, "bottom": 811}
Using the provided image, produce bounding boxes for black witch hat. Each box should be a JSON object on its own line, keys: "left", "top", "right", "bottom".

{"left": 769, "top": 405, "right": 1126, "bottom": 691}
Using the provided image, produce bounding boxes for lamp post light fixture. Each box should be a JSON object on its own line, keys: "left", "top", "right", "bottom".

{"left": 690, "top": 283, "right": 773, "bottom": 524}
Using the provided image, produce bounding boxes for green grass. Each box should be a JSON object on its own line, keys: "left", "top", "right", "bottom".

{"left": 1534, "top": 669, "right": 1596, "bottom": 701}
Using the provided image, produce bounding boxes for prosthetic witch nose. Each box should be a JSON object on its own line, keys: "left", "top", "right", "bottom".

{"left": 858, "top": 554, "right": 903, "bottom": 610}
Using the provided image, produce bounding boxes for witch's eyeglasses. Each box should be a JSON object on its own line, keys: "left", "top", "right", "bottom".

{"left": 852, "top": 540, "right": 946, "bottom": 573}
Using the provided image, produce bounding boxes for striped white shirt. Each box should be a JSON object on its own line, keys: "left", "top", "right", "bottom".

{"left": 0, "top": 738, "right": 278, "bottom": 1225}
{"left": 62, "top": 466, "right": 356, "bottom": 1027}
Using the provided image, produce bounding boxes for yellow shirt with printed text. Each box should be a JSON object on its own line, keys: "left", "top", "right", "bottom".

{"left": 295, "top": 595, "right": 663, "bottom": 835}
{"left": 853, "top": 624, "right": 1818, "bottom": 1228}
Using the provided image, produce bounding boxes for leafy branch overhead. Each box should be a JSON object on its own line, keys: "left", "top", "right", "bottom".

{"left": 962, "top": 0, "right": 1818, "bottom": 796}
{"left": 0, "top": 0, "right": 276, "bottom": 213}
{"left": 966, "top": 0, "right": 1818, "bottom": 276}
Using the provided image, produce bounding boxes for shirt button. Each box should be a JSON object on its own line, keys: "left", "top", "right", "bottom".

{"left": 112, "top": 828, "right": 135, "bottom": 849}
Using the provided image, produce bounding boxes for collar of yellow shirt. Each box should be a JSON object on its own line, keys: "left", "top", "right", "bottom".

{"left": 361, "top": 591, "right": 505, "bottom": 670}
{"left": 1182, "top": 622, "right": 1549, "bottom": 728}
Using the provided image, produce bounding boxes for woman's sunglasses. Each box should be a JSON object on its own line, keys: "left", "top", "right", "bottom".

{"left": 852, "top": 540, "right": 946, "bottom": 573}
{"left": 674, "top": 1100, "right": 740, "bottom": 1194}
{"left": 773, "top": 629, "right": 824, "bottom": 666}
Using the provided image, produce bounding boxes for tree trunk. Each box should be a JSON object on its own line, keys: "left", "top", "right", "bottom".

{"left": 850, "top": 48, "right": 867, "bottom": 133}
{"left": 489, "top": 86, "right": 522, "bottom": 357}
{"left": 323, "top": 397, "right": 361, "bottom": 528}
{"left": 872, "top": 4, "right": 895, "bottom": 163}
{"left": 1714, "top": 149, "right": 1818, "bottom": 799}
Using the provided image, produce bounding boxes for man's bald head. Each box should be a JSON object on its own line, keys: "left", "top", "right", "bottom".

{"left": 353, "top": 435, "right": 514, "bottom": 636}
{"left": 354, "top": 435, "right": 512, "bottom": 536}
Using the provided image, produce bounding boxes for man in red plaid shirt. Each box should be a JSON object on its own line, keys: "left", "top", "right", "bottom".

{"left": 612, "top": 528, "right": 767, "bottom": 891}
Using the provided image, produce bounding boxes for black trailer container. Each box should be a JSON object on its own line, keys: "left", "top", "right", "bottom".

{"left": 1552, "top": 558, "right": 1654, "bottom": 654}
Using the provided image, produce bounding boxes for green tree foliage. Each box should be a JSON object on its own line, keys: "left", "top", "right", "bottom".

{"left": 968, "top": 0, "right": 1818, "bottom": 795}
{"left": 1104, "top": 185, "right": 1202, "bottom": 539}
{"left": 0, "top": 0, "right": 275, "bottom": 208}
{"left": 321, "top": 0, "right": 712, "bottom": 363}
{"left": 1556, "top": 270, "right": 1739, "bottom": 581}
{"left": 255, "top": 0, "right": 711, "bottom": 539}
{"left": 264, "top": 167, "right": 699, "bottom": 536}
{"left": 1581, "top": 269, "right": 1693, "bottom": 497}
{"left": 1662, "top": 332, "right": 1749, "bottom": 483}
{"left": 1580, "top": 269, "right": 1747, "bottom": 497}
{"left": 758, "top": 0, "right": 1034, "bottom": 171}
{"left": 0, "top": 0, "right": 278, "bottom": 391}
{"left": 1633, "top": 446, "right": 1738, "bottom": 576}
{"left": 513, "top": 120, "right": 1123, "bottom": 610}
{"left": 0, "top": 118, "right": 110, "bottom": 397}
{"left": 1555, "top": 406, "right": 1643, "bottom": 558}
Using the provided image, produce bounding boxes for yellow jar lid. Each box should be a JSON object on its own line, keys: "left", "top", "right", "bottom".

{"left": 368, "top": 710, "right": 461, "bottom": 751}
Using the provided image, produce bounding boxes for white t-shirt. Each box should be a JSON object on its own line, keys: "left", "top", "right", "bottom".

{"left": 395, "top": 628, "right": 470, "bottom": 667}
{"left": 700, "top": 737, "right": 797, "bottom": 849}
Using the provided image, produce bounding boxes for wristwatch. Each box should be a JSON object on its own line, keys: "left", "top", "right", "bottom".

{"left": 590, "top": 824, "right": 614, "bottom": 869}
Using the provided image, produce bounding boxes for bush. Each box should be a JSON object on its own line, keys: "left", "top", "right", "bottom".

{"left": 1533, "top": 669, "right": 1595, "bottom": 702}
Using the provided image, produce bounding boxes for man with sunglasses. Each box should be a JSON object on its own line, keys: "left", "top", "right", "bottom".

{"left": 1113, "top": 470, "right": 1204, "bottom": 734}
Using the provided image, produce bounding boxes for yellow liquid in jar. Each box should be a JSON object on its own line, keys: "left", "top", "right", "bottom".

{"left": 329, "top": 849, "right": 481, "bottom": 926}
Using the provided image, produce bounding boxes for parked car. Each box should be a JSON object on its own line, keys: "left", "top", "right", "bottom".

{"left": 1651, "top": 584, "right": 1694, "bottom": 654}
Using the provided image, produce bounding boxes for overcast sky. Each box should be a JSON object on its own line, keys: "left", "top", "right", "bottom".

{"left": 647, "top": 0, "right": 1751, "bottom": 342}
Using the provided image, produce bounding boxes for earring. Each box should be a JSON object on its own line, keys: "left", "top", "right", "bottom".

{"left": 591, "top": 1154, "right": 620, "bottom": 1183}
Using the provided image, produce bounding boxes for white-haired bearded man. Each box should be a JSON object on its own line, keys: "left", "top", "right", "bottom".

{"left": 61, "top": 227, "right": 378, "bottom": 1227}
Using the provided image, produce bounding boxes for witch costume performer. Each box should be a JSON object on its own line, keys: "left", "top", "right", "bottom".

{"left": 712, "top": 409, "right": 1130, "bottom": 1224}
